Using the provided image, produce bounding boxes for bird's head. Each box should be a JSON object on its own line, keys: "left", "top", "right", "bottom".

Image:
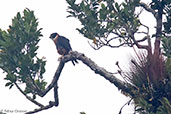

{"left": 49, "top": 32, "right": 59, "bottom": 41}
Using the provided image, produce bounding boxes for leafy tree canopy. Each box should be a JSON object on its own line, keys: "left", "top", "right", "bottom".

{"left": 66, "top": 0, "right": 171, "bottom": 114}
{"left": 0, "top": 0, "right": 171, "bottom": 113}
{"left": 0, "top": 9, "right": 46, "bottom": 97}
{"left": 66, "top": 0, "right": 171, "bottom": 50}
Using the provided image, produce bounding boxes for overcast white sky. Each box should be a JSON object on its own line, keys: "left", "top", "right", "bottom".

{"left": 0, "top": 0, "right": 155, "bottom": 114}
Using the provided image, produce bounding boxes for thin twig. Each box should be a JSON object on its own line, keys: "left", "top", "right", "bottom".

{"left": 25, "top": 102, "right": 55, "bottom": 114}
{"left": 118, "top": 98, "right": 133, "bottom": 114}
{"left": 14, "top": 83, "right": 44, "bottom": 108}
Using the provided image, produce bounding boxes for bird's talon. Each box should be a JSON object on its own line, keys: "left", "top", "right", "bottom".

{"left": 58, "top": 57, "right": 62, "bottom": 61}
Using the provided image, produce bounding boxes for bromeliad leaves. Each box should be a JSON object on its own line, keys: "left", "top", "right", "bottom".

{"left": 0, "top": 9, "right": 46, "bottom": 95}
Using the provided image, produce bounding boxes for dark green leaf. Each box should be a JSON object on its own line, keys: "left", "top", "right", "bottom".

{"left": 5, "top": 82, "right": 12, "bottom": 87}
{"left": 115, "top": 2, "right": 120, "bottom": 11}
{"left": 9, "top": 84, "right": 14, "bottom": 89}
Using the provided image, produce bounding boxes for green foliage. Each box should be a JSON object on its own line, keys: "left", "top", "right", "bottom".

{"left": 165, "top": 58, "right": 171, "bottom": 76}
{"left": 134, "top": 97, "right": 171, "bottom": 114}
{"left": 0, "top": 9, "right": 46, "bottom": 96}
{"left": 156, "top": 98, "right": 171, "bottom": 114}
{"left": 66, "top": 0, "right": 171, "bottom": 50}
{"left": 162, "top": 2, "right": 171, "bottom": 58}
{"left": 80, "top": 112, "right": 86, "bottom": 114}
{"left": 162, "top": 36, "right": 171, "bottom": 57}
{"left": 66, "top": 0, "right": 141, "bottom": 48}
{"left": 163, "top": 1, "right": 171, "bottom": 34}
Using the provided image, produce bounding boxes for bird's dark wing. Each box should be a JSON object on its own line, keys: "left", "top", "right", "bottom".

{"left": 56, "top": 36, "right": 72, "bottom": 55}
{"left": 55, "top": 35, "right": 78, "bottom": 65}
{"left": 59, "top": 36, "right": 72, "bottom": 51}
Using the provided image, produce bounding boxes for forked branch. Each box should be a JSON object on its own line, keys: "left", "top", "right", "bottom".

{"left": 19, "top": 51, "right": 134, "bottom": 114}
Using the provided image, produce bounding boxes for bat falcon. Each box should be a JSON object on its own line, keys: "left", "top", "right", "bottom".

{"left": 49, "top": 32, "right": 78, "bottom": 65}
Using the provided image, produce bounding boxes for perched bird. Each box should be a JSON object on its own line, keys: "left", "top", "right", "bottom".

{"left": 49, "top": 32, "right": 78, "bottom": 65}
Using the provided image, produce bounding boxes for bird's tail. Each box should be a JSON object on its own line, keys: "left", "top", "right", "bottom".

{"left": 71, "top": 59, "right": 78, "bottom": 66}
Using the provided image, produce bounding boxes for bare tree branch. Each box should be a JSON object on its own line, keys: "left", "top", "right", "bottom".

{"left": 139, "top": 2, "right": 157, "bottom": 18}
{"left": 54, "top": 82, "right": 59, "bottom": 106}
{"left": 118, "top": 98, "right": 133, "bottom": 114}
{"left": 24, "top": 62, "right": 64, "bottom": 114}
{"left": 37, "top": 61, "right": 65, "bottom": 97}
{"left": 18, "top": 51, "right": 135, "bottom": 114}
{"left": 14, "top": 83, "right": 44, "bottom": 108}
{"left": 25, "top": 101, "right": 55, "bottom": 114}
{"left": 25, "top": 84, "right": 59, "bottom": 114}
{"left": 107, "top": 42, "right": 126, "bottom": 48}
{"left": 140, "top": 22, "right": 150, "bottom": 35}
{"left": 131, "top": 36, "right": 149, "bottom": 50}
{"left": 62, "top": 51, "right": 135, "bottom": 96}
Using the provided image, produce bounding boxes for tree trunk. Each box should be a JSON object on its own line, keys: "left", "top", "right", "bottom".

{"left": 149, "top": 3, "right": 164, "bottom": 82}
